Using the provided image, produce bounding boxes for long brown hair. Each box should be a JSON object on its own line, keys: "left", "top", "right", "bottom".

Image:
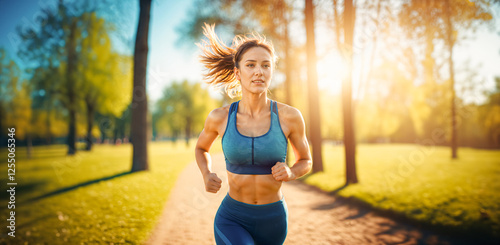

{"left": 197, "top": 23, "right": 276, "bottom": 98}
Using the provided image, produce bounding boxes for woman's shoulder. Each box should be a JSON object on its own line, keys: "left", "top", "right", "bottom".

{"left": 205, "top": 104, "right": 231, "bottom": 126}
{"left": 275, "top": 101, "right": 304, "bottom": 123}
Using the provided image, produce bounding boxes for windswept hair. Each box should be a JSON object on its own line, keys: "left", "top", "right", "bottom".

{"left": 197, "top": 23, "right": 276, "bottom": 98}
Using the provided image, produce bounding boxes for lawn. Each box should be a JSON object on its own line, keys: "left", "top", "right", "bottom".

{"left": 0, "top": 140, "right": 215, "bottom": 244}
{"left": 304, "top": 143, "right": 500, "bottom": 240}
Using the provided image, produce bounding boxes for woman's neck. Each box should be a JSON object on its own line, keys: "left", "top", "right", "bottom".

{"left": 239, "top": 93, "right": 269, "bottom": 117}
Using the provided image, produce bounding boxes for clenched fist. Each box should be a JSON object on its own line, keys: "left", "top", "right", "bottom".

{"left": 203, "top": 172, "right": 222, "bottom": 193}
{"left": 272, "top": 162, "right": 295, "bottom": 182}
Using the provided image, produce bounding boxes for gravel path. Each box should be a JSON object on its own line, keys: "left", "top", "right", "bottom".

{"left": 144, "top": 154, "right": 465, "bottom": 245}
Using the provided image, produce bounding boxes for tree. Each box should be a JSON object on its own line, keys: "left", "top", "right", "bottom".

{"left": 65, "top": 16, "right": 78, "bottom": 155}
{"left": 8, "top": 81, "right": 32, "bottom": 156}
{"left": 444, "top": 0, "right": 458, "bottom": 158}
{"left": 79, "top": 12, "right": 133, "bottom": 151}
{"left": 16, "top": 1, "right": 83, "bottom": 155}
{"left": 399, "top": 0, "right": 495, "bottom": 158}
{"left": 305, "top": 0, "right": 324, "bottom": 173}
{"left": 482, "top": 77, "right": 500, "bottom": 148}
{"left": 130, "top": 0, "right": 152, "bottom": 172}
{"left": 0, "top": 48, "right": 32, "bottom": 155}
{"left": 0, "top": 48, "right": 10, "bottom": 144}
{"left": 154, "top": 81, "right": 218, "bottom": 145}
{"left": 332, "top": 0, "right": 342, "bottom": 51}
{"left": 342, "top": 0, "right": 358, "bottom": 184}
{"left": 357, "top": 60, "right": 417, "bottom": 143}
{"left": 14, "top": 0, "right": 132, "bottom": 153}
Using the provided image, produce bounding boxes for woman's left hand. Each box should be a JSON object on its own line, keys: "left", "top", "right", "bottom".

{"left": 272, "top": 162, "right": 295, "bottom": 182}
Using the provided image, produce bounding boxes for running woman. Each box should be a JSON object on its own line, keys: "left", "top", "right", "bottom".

{"left": 195, "top": 23, "right": 313, "bottom": 245}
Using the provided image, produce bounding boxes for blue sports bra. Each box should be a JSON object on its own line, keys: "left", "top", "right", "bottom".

{"left": 221, "top": 100, "right": 288, "bottom": 175}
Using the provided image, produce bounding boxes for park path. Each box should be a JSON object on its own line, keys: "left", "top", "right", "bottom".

{"left": 144, "top": 154, "right": 463, "bottom": 245}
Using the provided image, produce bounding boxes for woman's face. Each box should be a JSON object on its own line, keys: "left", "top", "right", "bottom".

{"left": 234, "top": 47, "right": 273, "bottom": 95}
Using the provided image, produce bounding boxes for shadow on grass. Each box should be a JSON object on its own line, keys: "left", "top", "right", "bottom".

{"left": 331, "top": 183, "right": 348, "bottom": 194}
{"left": 0, "top": 181, "right": 48, "bottom": 200}
{"left": 290, "top": 180, "right": 500, "bottom": 245}
{"left": 24, "top": 171, "right": 134, "bottom": 204}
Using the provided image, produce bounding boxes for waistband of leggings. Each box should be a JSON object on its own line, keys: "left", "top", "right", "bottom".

{"left": 222, "top": 193, "right": 286, "bottom": 212}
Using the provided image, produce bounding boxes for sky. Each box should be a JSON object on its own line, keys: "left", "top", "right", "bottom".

{"left": 0, "top": 0, "right": 43, "bottom": 69}
{"left": 1, "top": 0, "right": 499, "bottom": 104}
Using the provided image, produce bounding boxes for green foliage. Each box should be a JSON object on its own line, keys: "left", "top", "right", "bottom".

{"left": 13, "top": 1, "right": 133, "bottom": 146}
{"left": 153, "top": 80, "right": 220, "bottom": 141}
{"left": 0, "top": 48, "right": 32, "bottom": 140}
{"left": 400, "top": 0, "right": 494, "bottom": 44}
{"left": 79, "top": 11, "right": 132, "bottom": 118}
{"left": 177, "top": 0, "right": 259, "bottom": 46}
{"left": 29, "top": 66, "right": 68, "bottom": 139}
{"left": 0, "top": 141, "right": 201, "bottom": 244}
{"left": 357, "top": 60, "right": 418, "bottom": 142}
{"left": 305, "top": 143, "right": 500, "bottom": 239}
{"left": 480, "top": 77, "right": 500, "bottom": 147}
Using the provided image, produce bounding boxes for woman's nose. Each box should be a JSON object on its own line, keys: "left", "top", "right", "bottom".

{"left": 255, "top": 66, "right": 263, "bottom": 76}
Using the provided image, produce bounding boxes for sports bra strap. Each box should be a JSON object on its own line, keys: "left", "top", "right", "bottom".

{"left": 272, "top": 100, "right": 278, "bottom": 115}
{"left": 229, "top": 101, "right": 238, "bottom": 115}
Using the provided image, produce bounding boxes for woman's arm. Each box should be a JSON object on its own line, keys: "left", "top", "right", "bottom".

{"left": 272, "top": 107, "right": 312, "bottom": 182}
{"left": 195, "top": 108, "right": 226, "bottom": 193}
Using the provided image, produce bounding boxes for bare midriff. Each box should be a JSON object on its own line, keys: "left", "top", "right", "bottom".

{"left": 227, "top": 171, "right": 283, "bottom": 205}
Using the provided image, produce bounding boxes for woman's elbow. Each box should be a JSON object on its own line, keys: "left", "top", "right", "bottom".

{"left": 306, "top": 160, "right": 313, "bottom": 173}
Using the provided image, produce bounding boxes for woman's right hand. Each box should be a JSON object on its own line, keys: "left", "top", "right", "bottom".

{"left": 203, "top": 172, "right": 222, "bottom": 193}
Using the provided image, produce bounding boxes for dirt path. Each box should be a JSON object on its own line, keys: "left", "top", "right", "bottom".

{"left": 144, "top": 154, "right": 464, "bottom": 245}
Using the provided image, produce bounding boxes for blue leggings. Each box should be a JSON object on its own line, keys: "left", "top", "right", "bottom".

{"left": 214, "top": 194, "right": 288, "bottom": 245}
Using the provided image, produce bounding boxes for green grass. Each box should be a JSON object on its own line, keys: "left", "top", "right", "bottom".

{"left": 0, "top": 140, "right": 217, "bottom": 244}
{"left": 304, "top": 143, "right": 500, "bottom": 239}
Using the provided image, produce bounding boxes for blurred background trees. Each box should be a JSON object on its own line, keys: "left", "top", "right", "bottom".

{"left": 153, "top": 80, "right": 219, "bottom": 146}
{"left": 10, "top": 0, "right": 133, "bottom": 156}
{"left": 0, "top": 48, "right": 32, "bottom": 157}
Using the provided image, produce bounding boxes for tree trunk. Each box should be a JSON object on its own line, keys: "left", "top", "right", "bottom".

{"left": 424, "top": 0, "right": 435, "bottom": 87}
{"left": 0, "top": 106, "right": 4, "bottom": 148}
{"left": 277, "top": 0, "right": 293, "bottom": 165}
{"left": 356, "top": 0, "right": 381, "bottom": 101}
{"left": 66, "top": 18, "right": 78, "bottom": 155}
{"left": 98, "top": 117, "right": 107, "bottom": 144}
{"left": 278, "top": 0, "right": 292, "bottom": 106}
{"left": 26, "top": 133, "right": 32, "bottom": 159}
{"left": 46, "top": 107, "right": 52, "bottom": 144}
{"left": 131, "top": 0, "right": 152, "bottom": 172}
{"left": 305, "top": 0, "right": 324, "bottom": 172}
{"left": 343, "top": 0, "right": 358, "bottom": 184}
{"left": 444, "top": 0, "right": 458, "bottom": 159}
{"left": 333, "top": 0, "right": 341, "bottom": 50}
{"left": 118, "top": 115, "right": 127, "bottom": 143}
{"left": 85, "top": 97, "right": 95, "bottom": 151}
{"left": 185, "top": 117, "right": 192, "bottom": 147}
{"left": 113, "top": 118, "right": 119, "bottom": 144}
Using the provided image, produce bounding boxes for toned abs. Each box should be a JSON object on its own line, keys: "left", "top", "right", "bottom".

{"left": 227, "top": 172, "right": 283, "bottom": 204}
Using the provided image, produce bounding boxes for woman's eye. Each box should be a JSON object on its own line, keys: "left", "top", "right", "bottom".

{"left": 264, "top": 64, "right": 270, "bottom": 68}
{"left": 247, "top": 64, "right": 254, "bottom": 67}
